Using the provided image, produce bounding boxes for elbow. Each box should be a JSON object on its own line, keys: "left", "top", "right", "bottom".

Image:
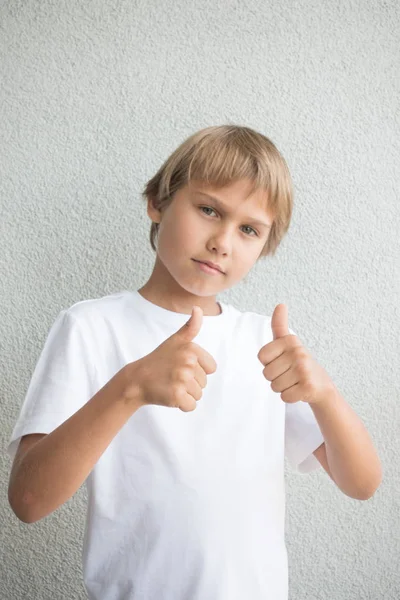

{"left": 361, "top": 463, "right": 384, "bottom": 500}
{"left": 8, "top": 487, "right": 38, "bottom": 524}
{"left": 8, "top": 501, "right": 33, "bottom": 524}
{"left": 352, "top": 486, "right": 380, "bottom": 501}
{"left": 362, "top": 478, "right": 383, "bottom": 501}
{"left": 349, "top": 473, "right": 383, "bottom": 501}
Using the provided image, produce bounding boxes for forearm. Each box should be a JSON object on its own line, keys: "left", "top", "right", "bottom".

{"left": 310, "top": 386, "right": 382, "bottom": 499}
{"left": 8, "top": 365, "right": 143, "bottom": 524}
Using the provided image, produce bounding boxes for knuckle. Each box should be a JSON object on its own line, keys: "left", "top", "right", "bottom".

{"left": 182, "top": 351, "right": 197, "bottom": 367}
{"left": 171, "top": 382, "right": 182, "bottom": 396}
{"left": 298, "top": 355, "right": 310, "bottom": 372}
{"left": 186, "top": 355, "right": 198, "bottom": 367}
{"left": 292, "top": 346, "right": 304, "bottom": 357}
{"left": 293, "top": 349, "right": 307, "bottom": 365}
{"left": 177, "top": 368, "right": 193, "bottom": 383}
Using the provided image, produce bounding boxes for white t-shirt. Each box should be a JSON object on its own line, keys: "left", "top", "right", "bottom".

{"left": 7, "top": 290, "right": 325, "bottom": 600}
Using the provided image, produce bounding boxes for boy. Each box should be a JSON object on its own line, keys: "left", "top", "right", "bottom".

{"left": 7, "top": 125, "right": 382, "bottom": 600}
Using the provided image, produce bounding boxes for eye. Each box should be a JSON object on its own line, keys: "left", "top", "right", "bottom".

{"left": 199, "top": 206, "right": 259, "bottom": 237}
{"left": 200, "top": 206, "right": 217, "bottom": 217}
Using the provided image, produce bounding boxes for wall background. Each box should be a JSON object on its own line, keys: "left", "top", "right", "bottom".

{"left": 1, "top": 1, "right": 399, "bottom": 598}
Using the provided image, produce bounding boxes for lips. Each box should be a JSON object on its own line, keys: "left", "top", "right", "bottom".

{"left": 194, "top": 260, "right": 224, "bottom": 273}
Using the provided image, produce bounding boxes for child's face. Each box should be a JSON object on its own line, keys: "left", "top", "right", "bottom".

{"left": 143, "top": 178, "right": 273, "bottom": 314}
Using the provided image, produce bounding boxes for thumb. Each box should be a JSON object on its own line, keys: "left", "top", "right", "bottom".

{"left": 177, "top": 305, "right": 203, "bottom": 341}
{"left": 271, "top": 303, "right": 290, "bottom": 340}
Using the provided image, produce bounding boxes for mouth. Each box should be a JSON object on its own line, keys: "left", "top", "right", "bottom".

{"left": 192, "top": 259, "right": 224, "bottom": 275}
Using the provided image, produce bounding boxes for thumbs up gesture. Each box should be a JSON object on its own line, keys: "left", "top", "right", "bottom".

{"left": 257, "top": 304, "right": 335, "bottom": 405}
{"left": 131, "top": 306, "right": 217, "bottom": 412}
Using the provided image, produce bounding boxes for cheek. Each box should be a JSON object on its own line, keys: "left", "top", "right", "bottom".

{"left": 174, "top": 213, "right": 202, "bottom": 242}
{"left": 159, "top": 214, "right": 195, "bottom": 252}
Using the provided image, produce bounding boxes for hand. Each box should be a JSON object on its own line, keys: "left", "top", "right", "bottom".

{"left": 129, "top": 306, "right": 217, "bottom": 412}
{"left": 257, "top": 304, "right": 335, "bottom": 405}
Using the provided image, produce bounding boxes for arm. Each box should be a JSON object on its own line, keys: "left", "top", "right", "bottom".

{"left": 8, "top": 364, "right": 143, "bottom": 524}
{"left": 259, "top": 304, "right": 382, "bottom": 499}
{"left": 310, "top": 386, "right": 382, "bottom": 500}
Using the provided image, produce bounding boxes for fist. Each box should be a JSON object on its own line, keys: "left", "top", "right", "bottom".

{"left": 130, "top": 306, "right": 217, "bottom": 412}
{"left": 257, "top": 304, "right": 335, "bottom": 405}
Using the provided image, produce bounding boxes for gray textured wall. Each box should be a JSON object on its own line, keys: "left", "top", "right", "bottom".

{"left": 1, "top": 1, "right": 399, "bottom": 599}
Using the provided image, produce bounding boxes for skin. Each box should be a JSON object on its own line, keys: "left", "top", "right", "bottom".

{"left": 138, "top": 178, "right": 274, "bottom": 316}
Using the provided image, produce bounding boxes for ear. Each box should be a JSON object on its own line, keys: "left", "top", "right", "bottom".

{"left": 147, "top": 195, "right": 161, "bottom": 223}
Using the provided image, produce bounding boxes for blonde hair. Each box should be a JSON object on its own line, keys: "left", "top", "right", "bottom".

{"left": 141, "top": 124, "right": 294, "bottom": 259}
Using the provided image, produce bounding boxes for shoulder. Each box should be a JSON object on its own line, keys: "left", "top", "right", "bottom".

{"left": 63, "top": 290, "right": 134, "bottom": 323}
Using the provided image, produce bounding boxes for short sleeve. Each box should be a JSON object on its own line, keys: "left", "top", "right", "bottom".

{"left": 284, "top": 326, "right": 325, "bottom": 474}
{"left": 6, "top": 309, "right": 96, "bottom": 464}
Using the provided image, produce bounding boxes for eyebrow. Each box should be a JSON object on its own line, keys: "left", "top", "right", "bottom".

{"left": 194, "top": 191, "right": 272, "bottom": 229}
